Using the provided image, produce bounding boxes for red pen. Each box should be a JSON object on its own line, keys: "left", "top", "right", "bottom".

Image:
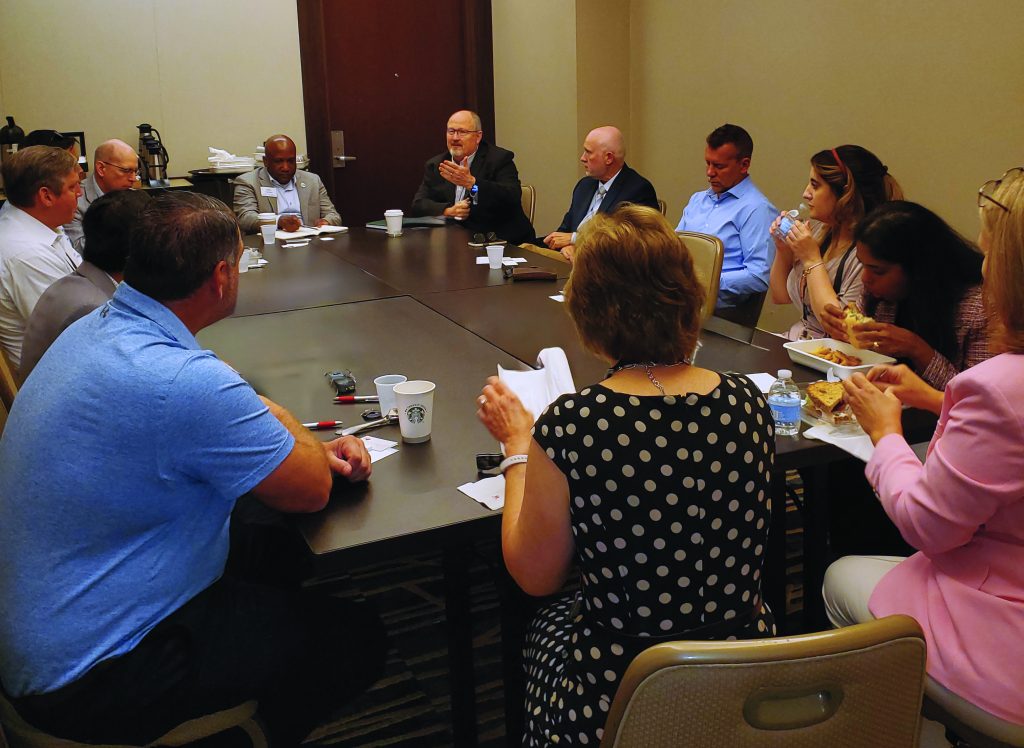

{"left": 333, "top": 395, "right": 379, "bottom": 403}
{"left": 303, "top": 420, "right": 344, "bottom": 430}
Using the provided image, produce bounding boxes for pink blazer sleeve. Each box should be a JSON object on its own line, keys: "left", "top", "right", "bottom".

{"left": 865, "top": 365, "right": 1024, "bottom": 555}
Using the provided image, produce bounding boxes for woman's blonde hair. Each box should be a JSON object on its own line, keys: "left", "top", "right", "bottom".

{"left": 980, "top": 168, "right": 1024, "bottom": 353}
{"left": 564, "top": 204, "right": 704, "bottom": 364}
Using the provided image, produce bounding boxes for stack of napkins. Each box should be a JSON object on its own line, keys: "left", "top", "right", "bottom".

{"left": 207, "top": 147, "right": 255, "bottom": 172}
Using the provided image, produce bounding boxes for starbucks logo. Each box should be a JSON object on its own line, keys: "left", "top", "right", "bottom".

{"left": 406, "top": 404, "right": 426, "bottom": 424}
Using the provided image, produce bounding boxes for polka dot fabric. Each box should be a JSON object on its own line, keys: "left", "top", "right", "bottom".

{"left": 522, "top": 373, "right": 776, "bottom": 746}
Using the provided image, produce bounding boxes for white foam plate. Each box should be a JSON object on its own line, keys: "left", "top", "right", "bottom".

{"left": 784, "top": 338, "right": 895, "bottom": 379}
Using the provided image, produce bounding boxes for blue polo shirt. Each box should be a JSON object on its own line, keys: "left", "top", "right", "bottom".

{"left": 676, "top": 176, "right": 776, "bottom": 309}
{"left": 0, "top": 283, "right": 294, "bottom": 697}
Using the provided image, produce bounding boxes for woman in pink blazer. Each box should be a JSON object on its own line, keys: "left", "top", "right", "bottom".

{"left": 823, "top": 166, "right": 1024, "bottom": 726}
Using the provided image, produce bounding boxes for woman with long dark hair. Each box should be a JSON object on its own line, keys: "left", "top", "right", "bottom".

{"left": 822, "top": 200, "right": 990, "bottom": 388}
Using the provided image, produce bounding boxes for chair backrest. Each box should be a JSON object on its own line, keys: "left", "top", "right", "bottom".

{"left": 923, "top": 676, "right": 1024, "bottom": 747}
{"left": 521, "top": 183, "right": 536, "bottom": 225}
{"left": 657, "top": 199, "right": 667, "bottom": 216}
{"left": 676, "top": 231, "right": 723, "bottom": 321}
{"left": 0, "top": 689, "right": 264, "bottom": 748}
{"left": 0, "top": 347, "right": 19, "bottom": 413}
{"left": 600, "top": 615, "right": 927, "bottom": 748}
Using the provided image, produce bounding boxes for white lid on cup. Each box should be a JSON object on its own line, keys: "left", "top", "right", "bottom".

{"left": 384, "top": 209, "right": 404, "bottom": 216}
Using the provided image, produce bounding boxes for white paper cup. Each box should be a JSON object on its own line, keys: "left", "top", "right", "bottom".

{"left": 486, "top": 243, "right": 504, "bottom": 270}
{"left": 392, "top": 380, "right": 435, "bottom": 443}
{"left": 258, "top": 212, "right": 277, "bottom": 244}
{"left": 384, "top": 209, "right": 403, "bottom": 236}
{"left": 374, "top": 374, "right": 407, "bottom": 416}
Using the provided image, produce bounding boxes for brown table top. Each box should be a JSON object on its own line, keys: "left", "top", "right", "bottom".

{"left": 414, "top": 282, "right": 937, "bottom": 467}
{"left": 198, "top": 295, "right": 526, "bottom": 565}
{"left": 320, "top": 226, "right": 570, "bottom": 293}
{"left": 233, "top": 234, "right": 401, "bottom": 317}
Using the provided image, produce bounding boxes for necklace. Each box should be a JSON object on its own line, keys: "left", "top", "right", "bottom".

{"left": 607, "top": 360, "right": 689, "bottom": 395}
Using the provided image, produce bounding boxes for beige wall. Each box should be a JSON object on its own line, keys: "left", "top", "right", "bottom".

{"left": 0, "top": 0, "right": 306, "bottom": 173}
{"left": 493, "top": 0, "right": 580, "bottom": 233}
{"left": 630, "top": 0, "right": 1024, "bottom": 239}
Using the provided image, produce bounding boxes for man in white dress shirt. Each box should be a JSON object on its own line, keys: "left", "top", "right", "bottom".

{"left": 0, "top": 146, "right": 82, "bottom": 369}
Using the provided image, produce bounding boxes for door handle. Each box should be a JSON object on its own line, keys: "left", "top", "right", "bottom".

{"left": 331, "top": 130, "right": 356, "bottom": 168}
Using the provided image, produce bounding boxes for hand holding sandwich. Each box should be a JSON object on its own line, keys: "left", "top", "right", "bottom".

{"left": 823, "top": 303, "right": 935, "bottom": 367}
{"left": 865, "top": 364, "right": 944, "bottom": 415}
{"left": 842, "top": 373, "right": 904, "bottom": 444}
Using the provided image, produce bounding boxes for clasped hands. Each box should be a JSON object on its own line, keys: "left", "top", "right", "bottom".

{"left": 277, "top": 214, "right": 328, "bottom": 232}
{"left": 323, "top": 435, "right": 372, "bottom": 482}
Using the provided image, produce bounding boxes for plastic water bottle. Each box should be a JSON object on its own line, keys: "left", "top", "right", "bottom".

{"left": 767, "top": 369, "right": 801, "bottom": 436}
{"left": 774, "top": 203, "right": 810, "bottom": 239}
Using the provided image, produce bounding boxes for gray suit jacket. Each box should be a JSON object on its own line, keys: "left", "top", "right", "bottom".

{"left": 232, "top": 167, "right": 341, "bottom": 233}
{"left": 20, "top": 261, "right": 117, "bottom": 376}
{"left": 63, "top": 173, "right": 104, "bottom": 251}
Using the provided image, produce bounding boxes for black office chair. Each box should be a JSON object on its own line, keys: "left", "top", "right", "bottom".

{"left": 713, "top": 290, "right": 767, "bottom": 329}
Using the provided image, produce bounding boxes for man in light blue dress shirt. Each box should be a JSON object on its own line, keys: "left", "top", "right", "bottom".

{"left": 676, "top": 124, "right": 775, "bottom": 314}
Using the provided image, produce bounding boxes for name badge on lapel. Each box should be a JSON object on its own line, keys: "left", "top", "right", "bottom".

{"left": 260, "top": 186, "right": 277, "bottom": 198}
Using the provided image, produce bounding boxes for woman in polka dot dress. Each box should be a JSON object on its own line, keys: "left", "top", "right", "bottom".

{"left": 477, "top": 205, "right": 776, "bottom": 746}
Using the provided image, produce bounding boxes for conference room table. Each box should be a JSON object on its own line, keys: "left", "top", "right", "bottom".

{"left": 200, "top": 226, "right": 936, "bottom": 746}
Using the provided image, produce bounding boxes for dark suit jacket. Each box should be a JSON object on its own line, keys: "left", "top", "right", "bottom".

{"left": 555, "top": 163, "right": 659, "bottom": 233}
{"left": 410, "top": 140, "right": 534, "bottom": 244}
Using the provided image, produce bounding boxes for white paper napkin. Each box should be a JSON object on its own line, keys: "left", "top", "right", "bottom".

{"left": 458, "top": 474, "right": 505, "bottom": 510}
{"left": 745, "top": 372, "right": 778, "bottom": 394}
{"left": 802, "top": 424, "right": 874, "bottom": 462}
{"left": 362, "top": 435, "right": 398, "bottom": 463}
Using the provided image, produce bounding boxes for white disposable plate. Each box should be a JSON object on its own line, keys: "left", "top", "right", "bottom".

{"left": 784, "top": 338, "right": 895, "bottom": 379}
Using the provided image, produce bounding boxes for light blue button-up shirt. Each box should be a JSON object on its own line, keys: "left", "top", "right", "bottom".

{"left": 676, "top": 176, "right": 776, "bottom": 309}
{"left": 271, "top": 175, "right": 302, "bottom": 218}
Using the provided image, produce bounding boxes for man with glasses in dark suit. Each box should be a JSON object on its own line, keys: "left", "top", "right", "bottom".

{"left": 410, "top": 109, "right": 534, "bottom": 244}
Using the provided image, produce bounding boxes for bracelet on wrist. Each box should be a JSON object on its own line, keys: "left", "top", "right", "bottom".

{"left": 801, "top": 261, "right": 825, "bottom": 278}
{"left": 499, "top": 454, "right": 528, "bottom": 473}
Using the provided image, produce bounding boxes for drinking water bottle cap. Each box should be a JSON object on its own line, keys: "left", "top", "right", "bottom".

{"left": 777, "top": 369, "right": 792, "bottom": 379}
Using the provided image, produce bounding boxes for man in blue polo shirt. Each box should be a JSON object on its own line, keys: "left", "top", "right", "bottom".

{"left": 0, "top": 192, "right": 385, "bottom": 745}
{"left": 676, "top": 124, "right": 776, "bottom": 317}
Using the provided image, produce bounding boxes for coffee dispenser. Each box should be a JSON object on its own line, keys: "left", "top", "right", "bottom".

{"left": 0, "top": 116, "right": 26, "bottom": 191}
{"left": 137, "top": 123, "right": 170, "bottom": 187}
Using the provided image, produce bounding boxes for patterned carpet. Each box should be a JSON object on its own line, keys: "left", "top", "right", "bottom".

{"left": 303, "top": 473, "right": 807, "bottom": 746}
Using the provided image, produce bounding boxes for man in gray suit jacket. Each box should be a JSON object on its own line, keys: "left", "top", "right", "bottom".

{"left": 21, "top": 190, "right": 149, "bottom": 376}
{"left": 232, "top": 134, "right": 341, "bottom": 233}
{"left": 64, "top": 139, "right": 140, "bottom": 251}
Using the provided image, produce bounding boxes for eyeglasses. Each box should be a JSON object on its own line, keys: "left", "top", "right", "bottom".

{"left": 978, "top": 166, "right": 1024, "bottom": 212}
{"left": 99, "top": 160, "right": 140, "bottom": 178}
{"left": 446, "top": 128, "right": 480, "bottom": 137}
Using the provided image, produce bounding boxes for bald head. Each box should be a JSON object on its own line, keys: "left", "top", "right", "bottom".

{"left": 446, "top": 110, "right": 483, "bottom": 160}
{"left": 93, "top": 139, "right": 139, "bottom": 192}
{"left": 580, "top": 126, "right": 625, "bottom": 181}
{"left": 263, "top": 134, "right": 297, "bottom": 184}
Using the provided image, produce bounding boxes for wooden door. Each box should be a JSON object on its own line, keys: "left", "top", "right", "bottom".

{"left": 297, "top": 0, "right": 495, "bottom": 226}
